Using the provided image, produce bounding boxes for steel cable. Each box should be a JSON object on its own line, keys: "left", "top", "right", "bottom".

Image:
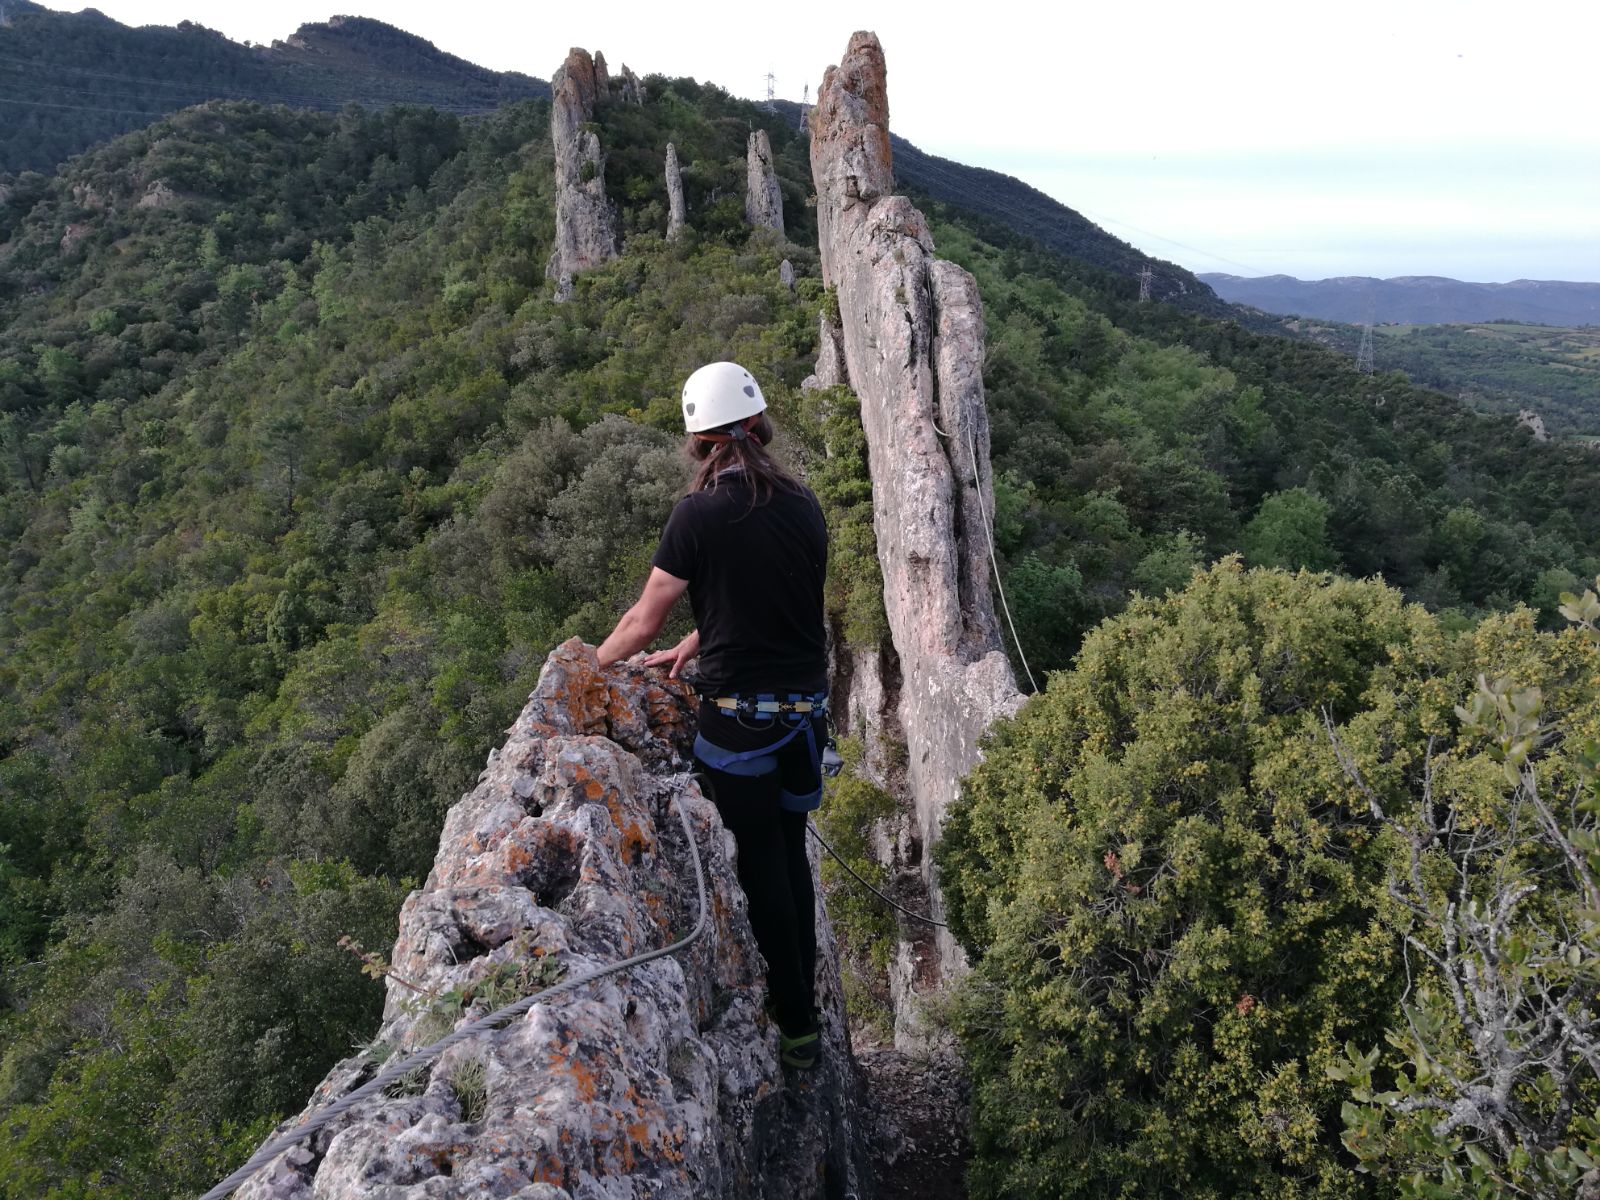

{"left": 198, "top": 781, "right": 709, "bottom": 1200}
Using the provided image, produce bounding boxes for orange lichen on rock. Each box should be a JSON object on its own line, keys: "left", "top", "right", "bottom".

{"left": 234, "top": 632, "right": 867, "bottom": 1199}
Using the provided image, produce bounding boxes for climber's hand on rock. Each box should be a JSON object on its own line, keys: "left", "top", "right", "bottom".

{"left": 642, "top": 630, "right": 699, "bottom": 679}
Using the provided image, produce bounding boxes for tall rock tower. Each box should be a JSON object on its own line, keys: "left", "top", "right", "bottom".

{"left": 546, "top": 47, "right": 619, "bottom": 300}
{"left": 665, "top": 142, "right": 687, "bottom": 242}
{"left": 744, "top": 128, "right": 785, "bottom": 234}
{"left": 810, "top": 31, "right": 1023, "bottom": 1044}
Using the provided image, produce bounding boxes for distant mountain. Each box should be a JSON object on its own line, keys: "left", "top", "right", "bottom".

{"left": 889, "top": 137, "right": 1226, "bottom": 312}
{"left": 0, "top": 2, "right": 547, "bottom": 174}
{"left": 1202, "top": 271, "right": 1600, "bottom": 326}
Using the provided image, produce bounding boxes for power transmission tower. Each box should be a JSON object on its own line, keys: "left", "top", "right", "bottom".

{"left": 1355, "top": 296, "right": 1376, "bottom": 374}
{"left": 798, "top": 83, "right": 810, "bottom": 131}
{"left": 1355, "top": 321, "right": 1375, "bottom": 374}
{"left": 1137, "top": 265, "right": 1153, "bottom": 303}
{"left": 763, "top": 72, "right": 777, "bottom": 113}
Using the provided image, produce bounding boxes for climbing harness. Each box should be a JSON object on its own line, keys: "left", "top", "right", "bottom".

{"left": 694, "top": 689, "right": 945, "bottom": 928}
{"left": 694, "top": 690, "right": 842, "bottom": 811}
{"left": 710, "top": 693, "right": 823, "bottom": 717}
{"left": 198, "top": 779, "right": 709, "bottom": 1200}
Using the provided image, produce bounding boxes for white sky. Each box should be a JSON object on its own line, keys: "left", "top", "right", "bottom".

{"left": 27, "top": 0, "right": 1600, "bottom": 282}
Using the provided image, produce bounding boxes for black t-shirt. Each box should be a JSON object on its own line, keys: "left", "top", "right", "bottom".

{"left": 651, "top": 473, "right": 828, "bottom": 696}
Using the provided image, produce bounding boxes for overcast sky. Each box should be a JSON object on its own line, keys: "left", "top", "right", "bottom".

{"left": 29, "top": 0, "right": 1600, "bottom": 282}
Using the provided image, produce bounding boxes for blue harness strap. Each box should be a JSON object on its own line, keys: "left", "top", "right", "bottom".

{"left": 695, "top": 692, "right": 827, "bottom": 812}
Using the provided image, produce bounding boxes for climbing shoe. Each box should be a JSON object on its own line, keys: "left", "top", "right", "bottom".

{"left": 779, "top": 1017, "right": 822, "bottom": 1070}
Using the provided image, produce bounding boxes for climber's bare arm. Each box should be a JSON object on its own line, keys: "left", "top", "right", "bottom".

{"left": 641, "top": 629, "right": 699, "bottom": 678}
{"left": 595, "top": 568, "right": 688, "bottom": 668}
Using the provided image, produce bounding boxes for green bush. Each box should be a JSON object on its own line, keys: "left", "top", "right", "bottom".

{"left": 939, "top": 562, "right": 1450, "bottom": 1199}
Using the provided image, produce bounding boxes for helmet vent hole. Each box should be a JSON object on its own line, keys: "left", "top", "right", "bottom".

{"left": 685, "top": 402, "right": 695, "bottom": 415}
{"left": 742, "top": 385, "right": 755, "bottom": 397}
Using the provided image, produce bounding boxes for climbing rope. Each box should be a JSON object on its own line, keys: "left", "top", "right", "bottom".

{"left": 960, "top": 422, "right": 1041, "bottom": 694}
{"left": 198, "top": 782, "right": 709, "bottom": 1200}
{"left": 930, "top": 416, "right": 1041, "bottom": 693}
{"left": 807, "top": 820, "right": 948, "bottom": 930}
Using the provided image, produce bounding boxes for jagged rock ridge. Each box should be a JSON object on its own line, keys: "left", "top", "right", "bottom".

{"left": 546, "top": 47, "right": 619, "bottom": 300}
{"left": 745, "top": 129, "right": 784, "bottom": 234}
{"left": 235, "top": 641, "right": 868, "bottom": 1199}
{"left": 810, "top": 31, "right": 1024, "bottom": 1044}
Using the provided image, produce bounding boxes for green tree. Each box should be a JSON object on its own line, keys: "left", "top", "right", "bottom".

{"left": 1243, "top": 488, "right": 1339, "bottom": 571}
{"left": 939, "top": 563, "right": 1448, "bottom": 1199}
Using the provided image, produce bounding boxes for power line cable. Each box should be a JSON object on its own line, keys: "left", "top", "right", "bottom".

{"left": 0, "top": 34, "right": 535, "bottom": 89}
{"left": 0, "top": 94, "right": 174, "bottom": 118}
{"left": 0, "top": 91, "right": 495, "bottom": 120}
{"left": 197, "top": 779, "right": 709, "bottom": 1200}
{"left": 0, "top": 50, "right": 521, "bottom": 111}
{"left": 1070, "top": 203, "right": 1275, "bottom": 278}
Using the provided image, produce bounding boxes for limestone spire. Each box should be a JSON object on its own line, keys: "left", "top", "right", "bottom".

{"left": 810, "top": 30, "right": 1023, "bottom": 1043}
{"left": 744, "top": 129, "right": 784, "bottom": 234}
{"left": 665, "top": 142, "right": 686, "bottom": 242}
{"left": 545, "top": 47, "right": 618, "bottom": 299}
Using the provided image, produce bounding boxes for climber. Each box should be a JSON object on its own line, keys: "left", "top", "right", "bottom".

{"left": 594, "top": 361, "right": 829, "bottom": 1070}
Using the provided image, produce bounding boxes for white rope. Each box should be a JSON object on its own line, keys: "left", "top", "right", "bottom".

{"left": 933, "top": 417, "right": 1040, "bottom": 693}
{"left": 199, "top": 783, "right": 710, "bottom": 1200}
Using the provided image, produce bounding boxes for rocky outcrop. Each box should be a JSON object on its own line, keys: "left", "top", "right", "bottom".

{"left": 802, "top": 313, "right": 847, "bottom": 392}
{"left": 137, "top": 180, "right": 179, "bottom": 210}
{"left": 593, "top": 51, "right": 611, "bottom": 96}
{"left": 665, "top": 143, "right": 686, "bottom": 242}
{"left": 780, "top": 259, "right": 796, "bottom": 292}
{"left": 618, "top": 64, "right": 643, "bottom": 104}
{"left": 71, "top": 182, "right": 107, "bottom": 210}
{"left": 234, "top": 641, "right": 869, "bottom": 1200}
{"left": 59, "top": 222, "right": 92, "bottom": 253}
{"left": 745, "top": 129, "right": 784, "bottom": 234}
{"left": 810, "top": 32, "right": 1024, "bottom": 1043}
{"left": 546, "top": 48, "right": 618, "bottom": 300}
{"left": 1518, "top": 409, "right": 1549, "bottom": 442}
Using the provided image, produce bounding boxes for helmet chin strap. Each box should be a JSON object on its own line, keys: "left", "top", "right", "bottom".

{"left": 693, "top": 415, "right": 766, "bottom": 445}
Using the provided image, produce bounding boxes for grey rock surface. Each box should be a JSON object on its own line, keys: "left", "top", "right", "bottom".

{"left": 745, "top": 129, "right": 784, "bottom": 234}
{"left": 811, "top": 31, "right": 1024, "bottom": 1045}
{"left": 1518, "top": 408, "right": 1549, "bottom": 442}
{"left": 234, "top": 641, "right": 869, "bottom": 1199}
{"left": 664, "top": 143, "right": 686, "bottom": 242}
{"left": 546, "top": 48, "right": 618, "bottom": 298}
{"left": 136, "top": 179, "right": 179, "bottom": 209}
{"left": 618, "top": 64, "right": 643, "bottom": 104}
{"left": 802, "top": 312, "right": 848, "bottom": 392}
{"left": 780, "top": 259, "right": 796, "bottom": 292}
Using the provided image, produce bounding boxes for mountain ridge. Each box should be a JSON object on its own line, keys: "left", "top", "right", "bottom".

{"left": 1203, "top": 270, "right": 1600, "bottom": 326}
{"left": 0, "top": 3, "right": 548, "bottom": 173}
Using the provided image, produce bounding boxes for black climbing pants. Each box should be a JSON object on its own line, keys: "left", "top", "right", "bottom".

{"left": 702, "top": 764, "right": 818, "bottom": 1034}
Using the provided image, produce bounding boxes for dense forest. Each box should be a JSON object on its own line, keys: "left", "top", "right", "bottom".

{"left": 1373, "top": 321, "right": 1600, "bottom": 438}
{"left": 2, "top": 53, "right": 1599, "bottom": 1198}
{"left": 0, "top": 1, "right": 546, "bottom": 174}
{"left": 1233, "top": 312, "right": 1600, "bottom": 438}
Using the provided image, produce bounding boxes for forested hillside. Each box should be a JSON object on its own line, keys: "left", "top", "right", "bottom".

{"left": 2, "top": 60, "right": 1599, "bottom": 1197}
{"left": 0, "top": 1, "right": 546, "bottom": 174}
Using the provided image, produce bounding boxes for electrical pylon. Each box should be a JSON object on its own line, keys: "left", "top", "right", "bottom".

{"left": 1355, "top": 321, "right": 1375, "bottom": 374}
{"left": 1137, "top": 265, "right": 1153, "bottom": 303}
{"left": 763, "top": 72, "right": 777, "bottom": 113}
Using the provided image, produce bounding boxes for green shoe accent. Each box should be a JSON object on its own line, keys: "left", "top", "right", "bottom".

{"left": 779, "top": 1022, "right": 821, "bottom": 1069}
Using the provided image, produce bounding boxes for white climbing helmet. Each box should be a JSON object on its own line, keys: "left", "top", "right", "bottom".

{"left": 680, "top": 361, "right": 766, "bottom": 434}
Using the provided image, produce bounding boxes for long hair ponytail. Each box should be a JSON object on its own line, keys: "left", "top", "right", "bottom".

{"left": 685, "top": 413, "right": 802, "bottom": 505}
